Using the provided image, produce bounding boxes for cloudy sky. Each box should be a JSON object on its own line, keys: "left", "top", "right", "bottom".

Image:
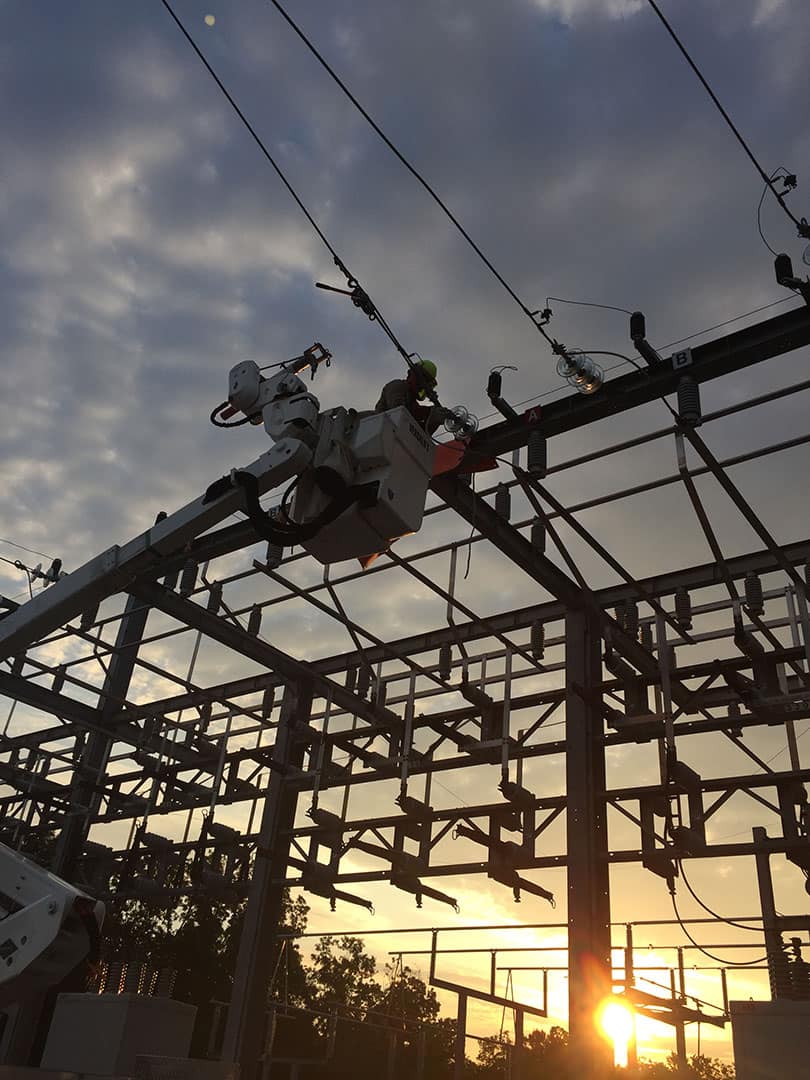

{"left": 2, "top": 0, "right": 810, "bottom": 1064}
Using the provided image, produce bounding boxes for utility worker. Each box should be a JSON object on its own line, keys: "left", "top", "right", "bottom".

{"left": 375, "top": 359, "right": 445, "bottom": 434}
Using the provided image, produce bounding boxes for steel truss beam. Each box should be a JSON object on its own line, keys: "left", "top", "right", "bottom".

{"left": 0, "top": 308, "right": 809, "bottom": 1076}
{"left": 100, "top": 538, "right": 810, "bottom": 727}
{"left": 470, "top": 304, "right": 810, "bottom": 458}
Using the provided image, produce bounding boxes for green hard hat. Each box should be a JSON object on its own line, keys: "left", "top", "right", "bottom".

{"left": 418, "top": 358, "right": 438, "bottom": 384}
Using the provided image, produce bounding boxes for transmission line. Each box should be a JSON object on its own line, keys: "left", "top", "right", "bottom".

{"left": 645, "top": 0, "right": 809, "bottom": 240}
{"left": 263, "top": 0, "right": 568, "bottom": 358}
{"left": 159, "top": 0, "right": 417, "bottom": 372}
{"left": 0, "top": 537, "right": 56, "bottom": 561}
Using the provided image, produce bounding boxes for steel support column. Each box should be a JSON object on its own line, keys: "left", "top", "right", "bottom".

{"left": 222, "top": 678, "right": 313, "bottom": 1077}
{"left": 454, "top": 993, "right": 467, "bottom": 1080}
{"left": 565, "top": 608, "right": 612, "bottom": 1076}
{"left": 52, "top": 592, "right": 150, "bottom": 878}
{"left": 753, "top": 825, "right": 789, "bottom": 998}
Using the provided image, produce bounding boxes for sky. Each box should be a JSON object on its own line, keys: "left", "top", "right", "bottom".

{"left": 2, "top": 0, "right": 810, "bottom": 1066}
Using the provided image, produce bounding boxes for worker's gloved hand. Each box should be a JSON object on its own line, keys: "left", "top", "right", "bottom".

{"left": 425, "top": 405, "right": 448, "bottom": 436}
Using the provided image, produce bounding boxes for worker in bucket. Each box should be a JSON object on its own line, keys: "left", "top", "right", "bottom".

{"left": 375, "top": 358, "right": 445, "bottom": 434}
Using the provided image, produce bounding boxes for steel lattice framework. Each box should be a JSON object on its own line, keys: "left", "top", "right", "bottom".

{"left": 2, "top": 305, "right": 810, "bottom": 1077}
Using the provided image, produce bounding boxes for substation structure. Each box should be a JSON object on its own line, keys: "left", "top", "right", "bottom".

{"left": 2, "top": 304, "right": 810, "bottom": 1077}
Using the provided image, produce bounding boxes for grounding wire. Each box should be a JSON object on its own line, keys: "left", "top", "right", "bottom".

{"left": 764, "top": 723, "right": 810, "bottom": 766}
{"left": 263, "top": 0, "right": 565, "bottom": 357}
{"left": 545, "top": 296, "right": 633, "bottom": 316}
{"left": 677, "top": 860, "right": 762, "bottom": 933}
{"left": 757, "top": 167, "right": 792, "bottom": 257}
{"left": 159, "top": 0, "right": 417, "bottom": 372}
{"left": 670, "top": 889, "right": 768, "bottom": 967}
{"left": 645, "top": 0, "right": 809, "bottom": 239}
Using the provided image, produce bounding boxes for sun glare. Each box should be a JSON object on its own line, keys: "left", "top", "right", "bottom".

{"left": 597, "top": 997, "right": 635, "bottom": 1068}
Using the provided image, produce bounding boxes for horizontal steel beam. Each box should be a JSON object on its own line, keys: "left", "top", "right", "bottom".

{"left": 0, "top": 444, "right": 308, "bottom": 659}
{"left": 128, "top": 579, "right": 402, "bottom": 733}
{"left": 431, "top": 472, "right": 681, "bottom": 691}
{"left": 470, "top": 304, "right": 810, "bottom": 458}
{"left": 116, "top": 538, "right": 810, "bottom": 724}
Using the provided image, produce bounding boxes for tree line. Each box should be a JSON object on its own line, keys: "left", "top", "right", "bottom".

{"left": 103, "top": 894, "right": 735, "bottom": 1079}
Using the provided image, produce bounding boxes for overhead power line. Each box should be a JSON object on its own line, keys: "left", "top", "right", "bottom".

{"left": 0, "top": 537, "right": 56, "bottom": 561}
{"left": 159, "top": 0, "right": 418, "bottom": 373}
{"left": 659, "top": 296, "right": 794, "bottom": 351}
{"left": 264, "top": 0, "right": 568, "bottom": 358}
{"left": 645, "top": 0, "right": 809, "bottom": 240}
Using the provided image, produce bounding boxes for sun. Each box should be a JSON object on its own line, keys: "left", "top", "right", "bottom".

{"left": 597, "top": 996, "right": 635, "bottom": 1067}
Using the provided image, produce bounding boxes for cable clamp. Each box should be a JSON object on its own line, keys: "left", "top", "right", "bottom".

{"left": 529, "top": 307, "right": 552, "bottom": 326}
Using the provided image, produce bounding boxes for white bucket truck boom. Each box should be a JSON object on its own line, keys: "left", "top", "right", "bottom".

{"left": 0, "top": 344, "right": 435, "bottom": 660}
{"left": 0, "top": 842, "right": 104, "bottom": 1006}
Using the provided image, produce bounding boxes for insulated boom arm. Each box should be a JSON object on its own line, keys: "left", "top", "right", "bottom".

{"left": 0, "top": 842, "right": 105, "bottom": 1006}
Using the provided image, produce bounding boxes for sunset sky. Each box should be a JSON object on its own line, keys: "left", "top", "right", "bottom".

{"left": 2, "top": 0, "right": 810, "bottom": 1065}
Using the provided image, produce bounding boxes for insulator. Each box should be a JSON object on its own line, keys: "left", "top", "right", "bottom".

{"left": 527, "top": 429, "right": 548, "bottom": 478}
{"left": 530, "top": 621, "right": 545, "bottom": 660}
{"left": 439, "top": 643, "right": 452, "bottom": 681}
{"left": 556, "top": 353, "right": 603, "bottom": 395}
{"left": 494, "top": 483, "right": 511, "bottom": 520}
{"left": 265, "top": 538, "right": 284, "bottom": 570}
{"left": 805, "top": 561, "right": 810, "bottom": 586}
{"left": 52, "top": 665, "right": 65, "bottom": 694}
{"left": 728, "top": 701, "right": 741, "bottom": 719}
{"left": 356, "top": 665, "right": 371, "bottom": 699}
{"left": 640, "top": 624, "right": 653, "bottom": 650}
{"left": 676, "top": 375, "right": 702, "bottom": 426}
{"left": 199, "top": 702, "right": 211, "bottom": 731}
{"left": 261, "top": 686, "right": 275, "bottom": 718}
{"left": 179, "top": 559, "right": 197, "bottom": 597}
{"left": 630, "top": 311, "right": 646, "bottom": 341}
{"left": 674, "top": 586, "right": 692, "bottom": 630}
{"left": 206, "top": 582, "right": 222, "bottom": 614}
{"left": 744, "top": 571, "right": 764, "bottom": 616}
{"left": 44, "top": 558, "right": 62, "bottom": 585}
{"left": 775, "top": 252, "right": 795, "bottom": 286}
{"left": 624, "top": 601, "right": 639, "bottom": 640}
{"left": 247, "top": 604, "right": 262, "bottom": 636}
{"left": 614, "top": 603, "right": 626, "bottom": 628}
{"left": 444, "top": 405, "right": 478, "bottom": 436}
{"left": 80, "top": 602, "right": 99, "bottom": 631}
{"left": 162, "top": 568, "right": 179, "bottom": 592}
{"left": 346, "top": 666, "right": 357, "bottom": 693}
{"left": 530, "top": 518, "right": 546, "bottom": 554}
